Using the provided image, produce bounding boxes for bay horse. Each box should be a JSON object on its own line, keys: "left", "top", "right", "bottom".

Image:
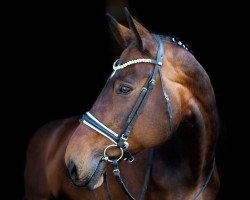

{"left": 24, "top": 8, "right": 220, "bottom": 200}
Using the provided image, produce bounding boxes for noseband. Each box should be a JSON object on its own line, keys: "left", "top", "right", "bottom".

{"left": 80, "top": 35, "right": 213, "bottom": 200}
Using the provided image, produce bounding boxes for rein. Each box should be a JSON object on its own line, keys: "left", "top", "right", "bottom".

{"left": 81, "top": 35, "right": 213, "bottom": 199}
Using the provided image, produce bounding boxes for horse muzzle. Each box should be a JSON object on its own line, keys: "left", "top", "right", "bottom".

{"left": 67, "top": 158, "right": 108, "bottom": 190}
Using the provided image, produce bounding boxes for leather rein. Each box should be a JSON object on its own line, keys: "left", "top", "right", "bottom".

{"left": 80, "top": 35, "right": 214, "bottom": 200}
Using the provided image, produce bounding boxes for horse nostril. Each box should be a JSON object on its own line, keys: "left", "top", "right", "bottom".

{"left": 67, "top": 161, "right": 78, "bottom": 181}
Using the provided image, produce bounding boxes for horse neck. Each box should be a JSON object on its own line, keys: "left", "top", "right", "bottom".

{"left": 151, "top": 107, "right": 218, "bottom": 199}
{"left": 155, "top": 106, "right": 217, "bottom": 184}
{"left": 153, "top": 50, "right": 219, "bottom": 189}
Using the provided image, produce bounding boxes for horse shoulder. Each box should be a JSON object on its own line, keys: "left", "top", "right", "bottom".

{"left": 24, "top": 116, "right": 79, "bottom": 199}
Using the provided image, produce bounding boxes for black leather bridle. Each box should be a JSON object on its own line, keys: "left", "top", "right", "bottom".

{"left": 81, "top": 35, "right": 214, "bottom": 200}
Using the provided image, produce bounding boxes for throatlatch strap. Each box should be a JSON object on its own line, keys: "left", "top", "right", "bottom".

{"left": 159, "top": 69, "right": 174, "bottom": 132}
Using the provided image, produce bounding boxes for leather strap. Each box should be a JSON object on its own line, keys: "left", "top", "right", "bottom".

{"left": 112, "top": 159, "right": 135, "bottom": 200}
{"left": 119, "top": 35, "right": 165, "bottom": 142}
{"left": 159, "top": 69, "right": 174, "bottom": 132}
{"left": 120, "top": 67, "right": 158, "bottom": 140}
{"left": 138, "top": 149, "right": 154, "bottom": 200}
{"left": 104, "top": 149, "right": 154, "bottom": 200}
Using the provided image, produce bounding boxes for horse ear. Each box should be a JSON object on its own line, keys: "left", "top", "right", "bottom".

{"left": 106, "top": 13, "right": 132, "bottom": 49}
{"left": 124, "top": 7, "right": 152, "bottom": 51}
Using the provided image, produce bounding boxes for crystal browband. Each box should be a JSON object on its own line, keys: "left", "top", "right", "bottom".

{"left": 113, "top": 58, "right": 162, "bottom": 71}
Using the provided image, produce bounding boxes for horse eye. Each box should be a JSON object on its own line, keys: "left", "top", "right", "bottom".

{"left": 119, "top": 85, "right": 132, "bottom": 94}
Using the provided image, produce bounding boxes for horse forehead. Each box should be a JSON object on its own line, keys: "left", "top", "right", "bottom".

{"left": 119, "top": 47, "right": 142, "bottom": 62}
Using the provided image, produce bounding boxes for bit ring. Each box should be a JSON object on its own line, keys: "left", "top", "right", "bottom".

{"left": 102, "top": 144, "right": 124, "bottom": 163}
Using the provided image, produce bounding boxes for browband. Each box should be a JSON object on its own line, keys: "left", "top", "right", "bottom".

{"left": 113, "top": 58, "right": 162, "bottom": 71}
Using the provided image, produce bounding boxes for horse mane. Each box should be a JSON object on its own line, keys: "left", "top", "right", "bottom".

{"left": 159, "top": 34, "right": 192, "bottom": 52}
{"left": 162, "top": 34, "right": 216, "bottom": 112}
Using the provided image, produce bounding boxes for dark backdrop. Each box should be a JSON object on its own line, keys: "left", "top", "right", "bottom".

{"left": 5, "top": 1, "right": 244, "bottom": 199}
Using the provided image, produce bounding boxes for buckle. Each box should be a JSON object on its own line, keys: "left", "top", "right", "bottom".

{"left": 128, "top": 156, "right": 134, "bottom": 163}
{"left": 157, "top": 61, "right": 162, "bottom": 66}
{"left": 121, "top": 134, "right": 128, "bottom": 141}
{"left": 148, "top": 79, "right": 156, "bottom": 89}
{"left": 113, "top": 169, "right": 120, "bottom": 173}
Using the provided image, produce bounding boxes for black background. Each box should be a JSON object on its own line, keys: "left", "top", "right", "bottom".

{"left": 4, "top": 1, "right": 245, "bottom": 199}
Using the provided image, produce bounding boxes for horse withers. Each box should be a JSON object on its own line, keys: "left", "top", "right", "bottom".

{"left": 25, "top": 9, "right": 220, "bottom": 200}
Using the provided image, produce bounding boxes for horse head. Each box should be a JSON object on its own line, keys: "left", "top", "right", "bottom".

{"left": 64, "top": 8, "right": 219, "bottom": 196}
{"left": 64, "top": 9, "right": 172, "bottom": 189}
